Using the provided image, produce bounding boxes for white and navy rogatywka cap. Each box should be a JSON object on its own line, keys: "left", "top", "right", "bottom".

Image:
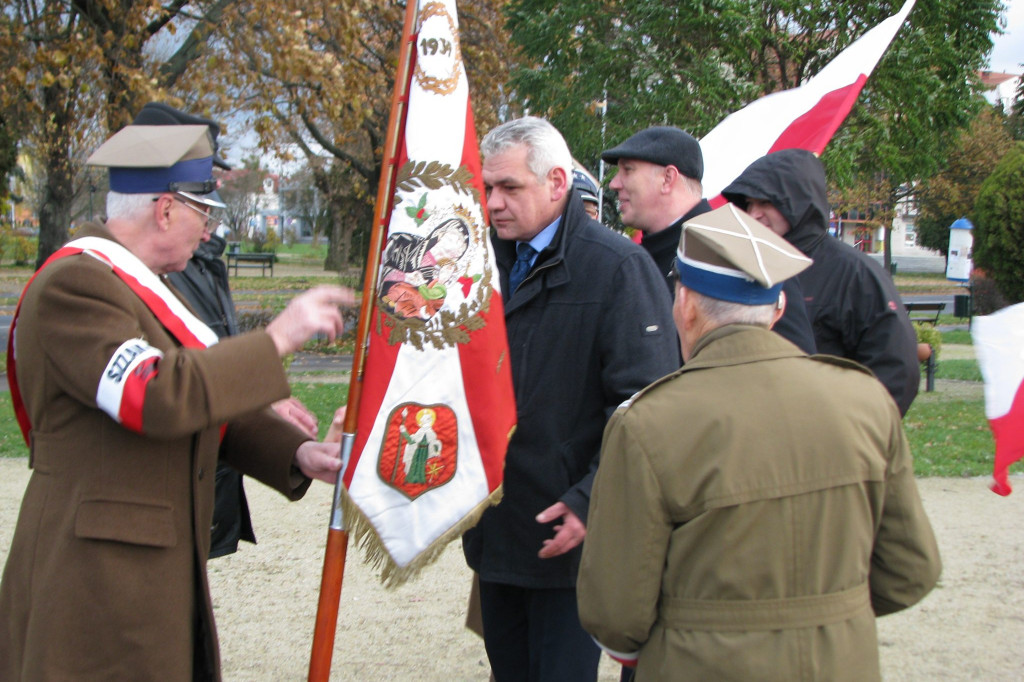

{"left": 676, "top": 203, "right": 812, "bottom": 305}
{"left": 86, "top": 124, "right": 225, "bottom": 209}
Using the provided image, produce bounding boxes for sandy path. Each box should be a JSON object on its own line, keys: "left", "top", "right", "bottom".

{"left": 1, "top": 460, "right": 1022, "bottom": 680}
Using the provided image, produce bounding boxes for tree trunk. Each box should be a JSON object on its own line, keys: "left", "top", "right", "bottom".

{"left": 35, "top": 86, "right": 75, "bottom": 269}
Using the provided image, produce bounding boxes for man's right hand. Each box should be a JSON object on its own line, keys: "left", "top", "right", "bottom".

{"left": 265, "top": 285, "right": 355, "bottom": 356}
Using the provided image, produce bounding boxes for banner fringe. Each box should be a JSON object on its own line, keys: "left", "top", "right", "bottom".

{"left": 337, "top": 484, "right": 504, "bottom": 588}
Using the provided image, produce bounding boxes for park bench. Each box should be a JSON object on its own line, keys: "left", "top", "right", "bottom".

{"left": 905, "top": 301, "right": 945, "bottom": 326}
{"left": 227, "top": 252, "right": 275, "bottom": 277}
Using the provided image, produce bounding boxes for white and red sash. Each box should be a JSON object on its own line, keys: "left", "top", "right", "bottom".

{"left": 7, "top": 237, "right": 218, "bottom": 444}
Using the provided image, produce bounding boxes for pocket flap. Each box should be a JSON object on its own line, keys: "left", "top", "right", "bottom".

{"left": 75, "top": 499, "right": 177, "bottom": 548}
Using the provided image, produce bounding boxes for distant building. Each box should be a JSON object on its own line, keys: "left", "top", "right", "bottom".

{"left": 980, "top": 70, "right": 1021, "bottom": 111}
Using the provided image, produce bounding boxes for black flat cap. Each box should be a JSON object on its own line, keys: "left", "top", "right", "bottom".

{"left": 132, "top": 102, "right": 231, "bottom": 169}
{"left": 601, "top": 126, "right": 703, "bottom": 181}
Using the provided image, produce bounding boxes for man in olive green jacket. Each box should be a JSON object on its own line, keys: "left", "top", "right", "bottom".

{"left": 577, "top": 204, "right": 940, "bottom": 681}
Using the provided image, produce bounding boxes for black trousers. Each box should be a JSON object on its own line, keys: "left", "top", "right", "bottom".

{"left": 478, "top": 580, "right": 600, "bottom": 682}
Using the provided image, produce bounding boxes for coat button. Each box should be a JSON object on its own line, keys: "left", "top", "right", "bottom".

{"left": 198, "top": 468, "right": 205, "bottom": 480}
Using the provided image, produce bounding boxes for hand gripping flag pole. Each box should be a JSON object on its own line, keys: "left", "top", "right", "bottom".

{"left": 306, "top": 2, "right": 420, "bottom": 679}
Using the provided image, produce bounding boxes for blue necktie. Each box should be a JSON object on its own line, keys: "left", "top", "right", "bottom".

{"left": 508, "top": 243, "right": 536, "bottom": 295}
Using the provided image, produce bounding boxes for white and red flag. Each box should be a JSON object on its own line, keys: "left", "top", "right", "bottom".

{"left": 971, "top": 302, "right": 1024, "bottom": 496}
{"left": 340, "top": 0, "right": 515, "bottom": 584}
{"left": 701, "top": 0, "right": 916, "bottom": 202}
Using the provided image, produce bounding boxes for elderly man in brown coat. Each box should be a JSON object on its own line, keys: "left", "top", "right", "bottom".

{"left": 0, "top": 119, "right": 353, "bottom": 680}
{"left": 577, "top": 204, "right": 941, "bottom": 681}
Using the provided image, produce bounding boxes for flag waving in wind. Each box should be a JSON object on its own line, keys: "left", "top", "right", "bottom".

{"left": 971, "top": 302, "right": 1024, "bottom": 496}
{"left": 340, "top": 0, "right": 516, "bottom": 585}
{"left": 701, "top": 0, "right": 917, "bottom": 201}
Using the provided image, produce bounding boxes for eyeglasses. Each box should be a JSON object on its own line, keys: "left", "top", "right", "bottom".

{"left": 172, "top": 196, "right": 220, "bottom": 231}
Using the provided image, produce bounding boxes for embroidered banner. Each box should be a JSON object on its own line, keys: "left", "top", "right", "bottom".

{"left": 341, "top": 0, "right": 516, "bottom": 584}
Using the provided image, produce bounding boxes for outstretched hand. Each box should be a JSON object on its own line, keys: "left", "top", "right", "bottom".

{"left": 294, "top": 440, "right": 343, "bottom": 484}
{"left": 265, "top": 285, "right": 355, "bottom": 356}
{"left": 536, "top": 501, "right": 586, "bottom": 559}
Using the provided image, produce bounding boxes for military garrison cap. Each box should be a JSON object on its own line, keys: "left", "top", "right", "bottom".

{"left": 676, "top": 203, "right": 812, "bottom": 305}
{"left": 86, "top": 124, "right": 225, "bottom": 208}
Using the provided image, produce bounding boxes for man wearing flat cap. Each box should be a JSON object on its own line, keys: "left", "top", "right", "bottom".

{"left": 602, "top": 126, "right": 815, "bottom": 354}
{"left": 0, "top": 116, "right": 354, "bottom": 680}
{"left": 577, "top": 204, "right": 941, "bottom": 681}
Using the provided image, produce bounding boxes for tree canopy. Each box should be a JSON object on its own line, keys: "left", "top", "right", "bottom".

{"left": 2, "top": 0, "right": 1010, "bottom": 269}
{"left": 505, "top": 0, "right": 1004, "bottom": 242}
{"left": 914, "top": 106, "right": 1013, "bottom": 255}
{"left": 973, "top": 141, "right": 1024, "bottom": 303}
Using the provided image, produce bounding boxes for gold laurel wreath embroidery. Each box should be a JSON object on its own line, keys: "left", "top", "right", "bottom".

{"left": 415, "top": 2, "right": 462, "bottom": 96}
{"left": 396, "top": 160, "right": 481, "bottom": 206}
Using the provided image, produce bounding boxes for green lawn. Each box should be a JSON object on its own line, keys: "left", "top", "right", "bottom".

{"left": 1, "top": 378, "right": 1016, "bottom": 482}
{"left": 903, "top": 397, "right": 997, "bottom": 477}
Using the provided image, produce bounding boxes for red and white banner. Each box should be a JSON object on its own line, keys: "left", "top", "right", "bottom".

{"left": 701, "top": 0, "right": 916, "bottom": 202}
{"left": 341, "top": 0, "right": 516, "bottom": 583}
{"left": 971, "top": 302, "right": 1024, "bottom": 496}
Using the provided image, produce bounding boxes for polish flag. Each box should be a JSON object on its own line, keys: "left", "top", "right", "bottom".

{"left": 701, "top": 0, "right": 916, "bottom": 202}
{"left": 341, "top": 0, "right": 516, "bottom": 584}
{"left": 971, "top": 302, "right": 1024, "bottom": 496}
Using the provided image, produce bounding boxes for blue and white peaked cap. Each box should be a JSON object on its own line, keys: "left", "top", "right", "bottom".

{"left": 86, "top": 124, "right": 225, "bottom": 209}
{"left": 676, "top": 203, "right": 812, "bottom": 305}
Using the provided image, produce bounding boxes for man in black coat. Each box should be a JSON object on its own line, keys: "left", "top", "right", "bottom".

{"left": 723, "top": 148, "right": 920, "bottom": 415}
{"left": 602, "top": 126, "right": 816, "bottom": 355}
{"left": 463, "top": 116, "right": 679, "bottom": 682}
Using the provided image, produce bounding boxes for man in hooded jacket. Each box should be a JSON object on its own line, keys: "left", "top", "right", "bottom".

{"left": 723, "top": 149, "right": 919, "bottom": 415}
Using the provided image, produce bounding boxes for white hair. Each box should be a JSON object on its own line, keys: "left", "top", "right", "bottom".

{"left": 106, "top": 191, "right": 160, "bottom": 222}
{"left": 689, "top": 289, "right": 778, "bottom": 329}
{"left": 481, "top": 116, "right": 573, "bottom": 183}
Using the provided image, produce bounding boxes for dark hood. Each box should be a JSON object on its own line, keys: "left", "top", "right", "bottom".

{"left": 722, "top": 149, "right": 829, "bottom": 255}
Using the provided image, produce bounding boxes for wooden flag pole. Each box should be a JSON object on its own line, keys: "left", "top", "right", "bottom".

{"left": 307, "top": 2, "right": 420, "bottom": 679}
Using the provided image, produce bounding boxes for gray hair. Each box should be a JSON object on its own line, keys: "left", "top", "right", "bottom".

{"left": 106, "top": 191, "right": 160, "bottom": 221}
{"left": 689, "top": 289, "right": 778, "bottom": 329}
{"left": 481, "top": 116, "right": 573, "bottom": 183}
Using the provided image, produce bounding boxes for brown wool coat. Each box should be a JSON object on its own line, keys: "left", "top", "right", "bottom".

{"left": 0, "top": 225, "right": 311, "bottom": 681}
{"left": 577, "top": 325, "right": 941, "bottom": 682}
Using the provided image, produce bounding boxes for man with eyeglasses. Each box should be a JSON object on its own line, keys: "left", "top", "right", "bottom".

{"left": 133, "top": 102, "right": 322, "bottom": 560}
{"left": 1, "top": 118, "right": 353, "bottom": 680}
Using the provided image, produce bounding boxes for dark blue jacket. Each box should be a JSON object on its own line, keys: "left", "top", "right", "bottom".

{"left": 463, "top": 193, "right": 679, "bottom": 589}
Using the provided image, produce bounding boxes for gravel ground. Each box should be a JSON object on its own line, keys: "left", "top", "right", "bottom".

{"left": 4, "top": 460, "right": 1022, "bottom": 681}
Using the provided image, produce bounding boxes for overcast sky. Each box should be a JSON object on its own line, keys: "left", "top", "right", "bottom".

{"left": 989, "top": 1, "right": 1023, "bottom": 73}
